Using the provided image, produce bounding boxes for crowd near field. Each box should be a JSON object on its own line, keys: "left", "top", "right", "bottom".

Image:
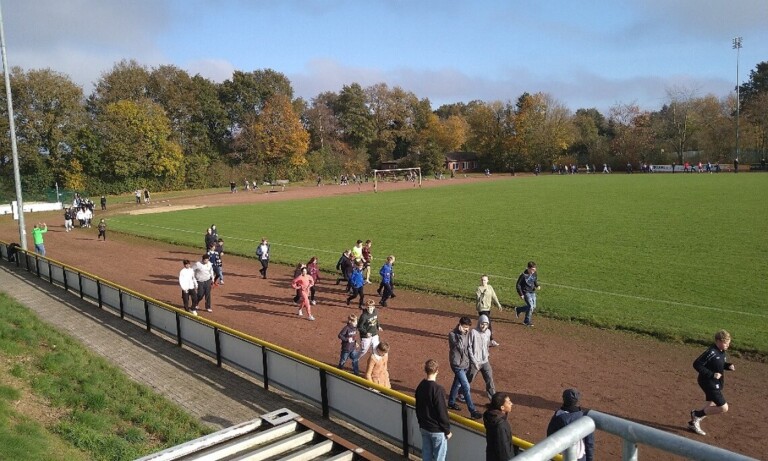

{"left": 107, "top": 173, "right": 768, "bottom": 357}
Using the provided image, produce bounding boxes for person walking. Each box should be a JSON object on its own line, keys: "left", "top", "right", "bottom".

{"left": 357, "top": 300, "right": 382, "bottom": 357}
{"left": 476, "top": 275, "right": 502, "bottom": 346}
{"left": 207, "top": 244, "right": 223, "bottom": 286}
{"left": 514, "top": 261, "right": 540, "bottom": 327}
{"left": 97, "top": 219, "right": 107, "bottom": 241}
{"left": 346, "top": 261, "right": 366, "bottom": 308}
{"left": 547, "top": 389, "right": 594, "bottom": 461}
{"left": 307, "top": 256, "right": 320, "bottom": 305}
{"left": 178, "top": 259, "right": 198, "bottom": 315}
{"left": 379, "top": 255, "right": 395, "bottom": 307}
{"left": 337, "top": 314, "right": 360, "bottom": 375}
{"left": 256, "top": 238, "right": 270, "bottom": 278}
{"left": 292, "top": 266, "right": 315, "bottom": 320}
{"left": 362, "top": 239, "right": 373, "bottom": 283}
{"left": 468, "top": 315, "right": 496, "bottom": 401}
{"left": 447, "top": 316, "right": 482, "bottom": 419}
{"left": 484, "top": 392, "right": 516, "bottom": 461}
{"left": 415, "top": 359, "right": 452, "bottom": 461}
{"left": 688, "top": 329, "right": 736, "bottom": 436}
{"left": 335, "top": 250, "right": 353, "bottom": 286}
{"left": 192, "top": 254, "right": 214, "bottom": 313}
{"left": 364, "top": 341, "right": 391, "bottom": 389}
{"left": 32, "top": 223, "right": 48, "bottom": 256}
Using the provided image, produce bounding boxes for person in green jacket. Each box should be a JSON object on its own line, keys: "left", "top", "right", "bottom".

{"left": 32, "top": 222, "right": 48, "bottom": 256}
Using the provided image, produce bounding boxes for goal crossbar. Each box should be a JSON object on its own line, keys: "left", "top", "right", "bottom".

{"left": 372, "top": 167, "right": 422, "bottom": 192}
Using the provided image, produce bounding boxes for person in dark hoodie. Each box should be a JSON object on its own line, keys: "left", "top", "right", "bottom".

{"left": 546, "top": 388, "right": 594, "bottom": 461}
{"left": 484, "top": 392, "right": 516, "bottom": 461}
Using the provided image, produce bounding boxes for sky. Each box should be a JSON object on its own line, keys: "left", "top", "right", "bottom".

{"left": 3, "top": 0, "right": 767, "bottom": 114}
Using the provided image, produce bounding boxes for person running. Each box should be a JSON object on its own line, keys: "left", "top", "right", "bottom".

{"left": 337, "top": 314, "right": 360, "bottom": 375}
{"left": 379, "top": 255, "right": 395, "bottom": 307}
{"left": 256, "top": 238, "right": 270, "bottom": 278}
{"left": 307, "top": 256, "right": 320, "bottom": 305}
{"left": 357, "top": 300, "right": 382, "bottom": 358}
{"left": 362, "top": 239, "right": 373, "bottom": 283}
{"left": 476, "top": 275, "right": 502, "bottom": 346}
{"left": 97, "top": 219, "right": 107, "bottom": 241}
{"left": 336, "top": 250, "right": 354, "bottom": 291}
{"left": 688, "top": 329, "right": 736, "bottom": 436}
{"left": 514, "top": 261, "right": 541, "bottom": 327}
{"left": 346, "top": 261, "right": 366, "bottom": 308}
{"left": 292, "top": 266, "right": 315, "bottom": 320}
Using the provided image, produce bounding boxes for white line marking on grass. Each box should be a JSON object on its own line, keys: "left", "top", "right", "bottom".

{"left": 113, "top": 221, "right": 766, "bottom": 318}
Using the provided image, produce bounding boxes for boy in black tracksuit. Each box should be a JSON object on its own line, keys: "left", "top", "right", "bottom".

{"left": 688, "top": 329, "right": 735, "bottom": 436}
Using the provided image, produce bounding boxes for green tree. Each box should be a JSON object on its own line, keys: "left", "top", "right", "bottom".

{"left": 219, "top": 69, "right": 293, "bottom": 129}
{"left": 97, "top": 99, "right": 184, "bottom": 183}
{"left": 6, "top": 67, "right": 87, "bottom": 190}
{"left": 335, "top": 83, "right": 374, "bottom": 152}
{"left": 570, "top": 108, "right": 610, "bottom": 166}
{"left": 87, "top": 59, "right": 150, "bottom": 114}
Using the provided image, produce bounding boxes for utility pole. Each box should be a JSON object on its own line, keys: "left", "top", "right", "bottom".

{"left": 732, "top": 36, "right": 742, "bottom": 164}
{"left": 0, "top": 2, "right": 27, "bottom": 249}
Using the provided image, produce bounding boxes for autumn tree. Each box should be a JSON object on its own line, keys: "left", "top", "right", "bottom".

{"left": 608, "top": 102, "right": 653, "bottom": 167}
{"left": 219, "top": 69, "right": 293, "bottom": 130}
{"left": 96, "top": 99, "right": 183, "bottom": 185}
{"left": 87, "top": 59, "right": 150, "bottom": 114}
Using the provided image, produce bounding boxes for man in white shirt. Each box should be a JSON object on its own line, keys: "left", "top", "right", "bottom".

{"left": 192, "top": 254, "right": 214, "bottom": 312}
{"left": 178, "top": 259, "right": 198, "bottom": 315}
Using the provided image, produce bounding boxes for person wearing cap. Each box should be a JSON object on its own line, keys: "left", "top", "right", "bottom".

{"left": 546, "top": 388, "right": 594, "bottom": 461}
{"left": 514, "top": 261, "right": 541, "bottom": 327}
{"left": 476, "top": 275, "right": 502, "bottom": 346}
{"left": 468, "top": 314, "right": 496, "bottom": 402}
{"left": 415, "top": 359, "right": 452, "bottom": 461}
{"left": 483, "top": 392, "right": 516, "bottom": 461}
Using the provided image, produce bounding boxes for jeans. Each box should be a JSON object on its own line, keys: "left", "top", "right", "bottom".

{"left": 448, "top": 366, "right": 476, "bottom": 413}
{"left": 213, "top": 266, "right": 223, "bottom": 283}
{"left": 420, "top": 428, "right": 448, "bottom": 461}
{"left": 338, "top": 349, "right": 360, "bottom": 375}
{"left": 515, "top": 292, "right": 537, "bottom": 324}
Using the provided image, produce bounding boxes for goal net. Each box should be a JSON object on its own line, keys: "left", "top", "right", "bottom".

{"left": 372, "top": 167, "right": 421, "bottom": 192}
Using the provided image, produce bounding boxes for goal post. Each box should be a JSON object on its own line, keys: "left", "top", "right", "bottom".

{"left": 372, "top": 167, "right": 421, "bottom": 192}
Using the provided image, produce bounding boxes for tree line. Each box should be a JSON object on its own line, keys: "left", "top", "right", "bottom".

{"left": 1, "top": 59, "right": 766, "bottom": 197}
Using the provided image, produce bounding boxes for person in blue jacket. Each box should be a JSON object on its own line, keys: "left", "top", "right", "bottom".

{"left": 346, "top": 261, "right": 366, "bottom": 308}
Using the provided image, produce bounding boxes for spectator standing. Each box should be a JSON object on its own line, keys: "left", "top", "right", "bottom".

{"left": 476, "top": 275, "right": 502, "bottom": 346}
{"left": 415, "top": 359, "right": 452, "bottom": 461}
{"left": 447, "top": 316, "right": 482, "bottom": 419}
{"left": 192, "top": 254, "right": 214, "bottom": 313}
{"left": 688, "top": 329, "right": 736, "bottom": 436}
{"left": 32, "top": 223, "right": 48, "bottom": 256}
{"left": 346, "top": 261, "right": 366, "bottom": 308}
{"left": 100, "top": 195, "right": 107, "bottom": 211}
{"left": 514, "top": 261, "right": 540, "bottom": 327}
{"left": 357, "top": 300, "right": 382, "bottom": 357}
{"left": 97, "top": 219, "right": 107, "bottom": 241}
{"left": 292, "top": 266, "right": 315, "bottom": 320}
{"left": 484, "top": 392, "right": 516, "bottom": 461}
{"left": 143, "top": 188, "right": 151, "bottom": 203}
{"left": 337, "top": 314, "right": 360, "bottom": 375}
{"left": 547, "top": 389, "right": 594, "bottom": 461}
{"left": 468, "top": 315, "right": 496, "bottom": 401}
{"left": 365, "top": 341, "right": 391, "bottom": 388}
{"left": 135, "top": 189, "right": 141, "bottom": 204}
{"left": 178, "top": 259, "right": 198, "bottom": 315}
{"left": 256, "top": 238, "right": 270, "bottom": 278}
{"left": 733, "top": 157, "right": 739, "bottom": 173}
{"left": 379, "top": 255, "right": 396, "bottom": 307}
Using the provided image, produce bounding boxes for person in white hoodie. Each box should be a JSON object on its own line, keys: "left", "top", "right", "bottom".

{"left": 178, "top": 259, "right": 198, "bottom": 315}
{"left": 468, "top": 314, "right": 496, "bottom": 401}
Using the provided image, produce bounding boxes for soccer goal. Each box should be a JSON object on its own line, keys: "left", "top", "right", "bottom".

{"left": 372, "top": 167, "right": 421, "bottom": 192}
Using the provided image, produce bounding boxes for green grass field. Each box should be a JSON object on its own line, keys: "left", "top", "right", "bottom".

{"left": 0, "top": 293, "right": 211, "bottom": 461}
{"left": 109, "top": 174, "right": 768, "bottom": 356}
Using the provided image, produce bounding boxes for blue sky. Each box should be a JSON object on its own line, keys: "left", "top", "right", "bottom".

{"left": 4, "top": 0, "right": 767, "bottom": 113}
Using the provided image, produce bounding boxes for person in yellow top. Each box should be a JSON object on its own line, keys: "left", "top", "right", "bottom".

{"left": 351, "top": 239, "right": 364, "bottom": 262}
{"left": 32, "top": 222, "right": 48, "bottom": 256}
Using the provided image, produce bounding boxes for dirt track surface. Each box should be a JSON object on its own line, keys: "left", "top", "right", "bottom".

{"left": 2, "top": 177, "right": 766, "bottom": 460}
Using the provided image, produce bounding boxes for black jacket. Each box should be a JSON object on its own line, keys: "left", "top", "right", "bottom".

{"left": 693, "top": 344, "right": 732, "bottom": 390}
{"left": 483, "top": 409, "right": 515, "bottom": 461}
{"left": 515, "top": 270, "right": 538, "bottom": 296}
{"left": 546, "top": 406, "right": 594, "bottom": 461}
{"left": 415, "top": 379, "right": 451, "bottom": 435}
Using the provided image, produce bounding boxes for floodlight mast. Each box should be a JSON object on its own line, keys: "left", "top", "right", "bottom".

{"left": 0, "top": 2, "right": 26, "bottom": 249}
{"left": 732, "top": 36, "right": 742, "bottom": 163}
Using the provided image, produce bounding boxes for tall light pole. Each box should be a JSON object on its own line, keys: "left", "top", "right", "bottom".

{"left": 0, "top": 2, "right": 27, "bottom": 249}
{"left": 732, "top": 36, "right": 742, "bottom": 163}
